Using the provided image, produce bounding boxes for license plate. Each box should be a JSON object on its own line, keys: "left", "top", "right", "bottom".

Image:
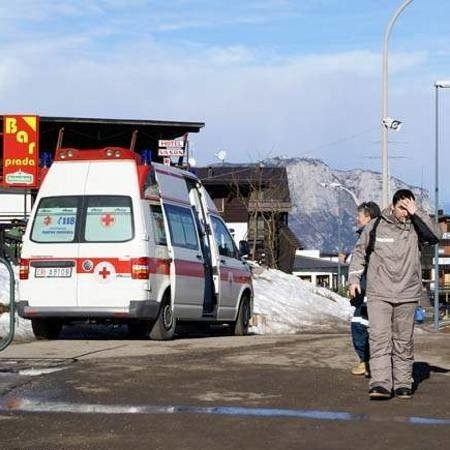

{"left": 35, "top": 267, "right": 73, "bottom": 278}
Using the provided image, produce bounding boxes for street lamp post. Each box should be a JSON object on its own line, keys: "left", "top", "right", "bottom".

{"left": 382, "top": 0, "right": 414, "bottom": 208}
{"left": 433, "top": 81, "right": 450, "bottom": 331}
{"left": 321, "top": 182, "right": 360, "bottom": 291}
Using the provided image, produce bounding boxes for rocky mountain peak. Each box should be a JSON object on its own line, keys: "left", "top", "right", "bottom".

{"left": 267, "top": 157, "right": 431, "bottom": 253}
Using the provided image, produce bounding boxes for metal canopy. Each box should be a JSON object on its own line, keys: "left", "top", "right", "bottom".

{"left": 0, "top": 115, "right": 204, "bottom": 160}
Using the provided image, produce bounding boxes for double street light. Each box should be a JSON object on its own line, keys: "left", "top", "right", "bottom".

{"left": 433, "top": 80, "right": 450, "bottom": 331}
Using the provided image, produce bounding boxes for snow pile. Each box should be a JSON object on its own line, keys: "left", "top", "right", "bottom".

{"left": 0, "top": 264, "right": 34, "bottom": 341}
{"left": 0, "top": 312, "right": 34, "bottom": 341}
{"left": 250, "top": 266, "right": 352, "bottom": 334}
{"left": 0, "top": 263, "right": 17, "bottom": 306}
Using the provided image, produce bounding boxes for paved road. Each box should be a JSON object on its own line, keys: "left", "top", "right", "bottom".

{"left": 0, "top": 329, "right": 449, "bottom": 450}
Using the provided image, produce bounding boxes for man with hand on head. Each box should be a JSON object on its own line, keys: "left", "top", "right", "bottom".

{"left": 348, "top": 189, "right": 440, "bottom": 400}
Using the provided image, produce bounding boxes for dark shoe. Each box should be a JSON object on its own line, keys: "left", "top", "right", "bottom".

{"left": 394, "top": 387, "right": 412, "bottom": 399}
{"left": 369, "top": 386, "right": 392, "bottom": 400}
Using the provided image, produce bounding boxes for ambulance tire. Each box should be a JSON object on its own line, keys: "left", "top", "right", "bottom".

{"left": 231, "top": 295, "right": 250, "bottom": 336}
{"left": 150, "top": 294, "right": 176, "bottom": 341}
{"left": 31, "top": 318, "right": 62, "bottom": 340}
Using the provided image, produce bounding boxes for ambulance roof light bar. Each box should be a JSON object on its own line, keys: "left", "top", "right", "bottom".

{"left": 55, "top": 147, "right": 142, "bottom": 163}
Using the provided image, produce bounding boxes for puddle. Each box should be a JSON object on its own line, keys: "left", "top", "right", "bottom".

{"left": 0, "top": 358, "right": 75, "bottom": 376}
{"left": 18, "top": 367, "right": 68, "bottom": 377}
{"left": 2, "top": 398, "right": 450, "bottom": 426}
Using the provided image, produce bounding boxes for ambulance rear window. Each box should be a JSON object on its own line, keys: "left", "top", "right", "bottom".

{"left": 31, "top": 196, "right": 79, "bottom": 243}
{"left": 83, "top": 196, "right": 134, "bottom": 242}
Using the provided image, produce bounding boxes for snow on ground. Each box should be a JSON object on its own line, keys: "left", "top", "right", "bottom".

{"left": 0, "top": 263, "right": 34, "bottom": 341}
{"left": 0, "top": 263, "right": 353, "bottom": 342}
{"left": 250, "top": 266, "right": 352, "bottom": 334}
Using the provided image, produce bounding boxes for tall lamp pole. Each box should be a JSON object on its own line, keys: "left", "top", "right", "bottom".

{"left": 382, "top": 0, "right": 414, "bottom": 208}
{"left": 433, "top": 81, "right": 450, "bottom": 331}
{"left": 320, "top": 182, "right": 360, "bottom": 291}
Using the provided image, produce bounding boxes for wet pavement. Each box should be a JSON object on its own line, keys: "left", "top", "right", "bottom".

{"left": 0, "top": 329, "right": 449, "bottom": 449}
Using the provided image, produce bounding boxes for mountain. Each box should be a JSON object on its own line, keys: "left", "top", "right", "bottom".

{"left": 266, "top": 157, "right": 432, "bottom": 253}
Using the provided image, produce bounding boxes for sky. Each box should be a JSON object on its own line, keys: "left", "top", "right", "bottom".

{"left": 1, "top": 0, "right": 450, "bottom": 208}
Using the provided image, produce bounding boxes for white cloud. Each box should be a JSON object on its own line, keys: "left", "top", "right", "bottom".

{"left": 0, "top": 29, "right": 446, "bottom": 202}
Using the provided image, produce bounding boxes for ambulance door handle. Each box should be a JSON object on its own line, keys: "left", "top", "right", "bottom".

{"left": 196, "top": 254, "right": 203, "bottom": 261}
{"left": 220, "top": 259, "right": 226, "bottom": 264}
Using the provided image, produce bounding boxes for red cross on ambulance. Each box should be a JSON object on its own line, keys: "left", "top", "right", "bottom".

{"left": 101, "top": 214, "right": 115, "bottom": 227}
{"left": 94, "top": 262, "right": 116, "bottom": 283}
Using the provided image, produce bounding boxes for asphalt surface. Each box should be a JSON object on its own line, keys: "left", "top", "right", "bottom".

{"left": 0, "top": 328, "right": 449, "bottom": 450}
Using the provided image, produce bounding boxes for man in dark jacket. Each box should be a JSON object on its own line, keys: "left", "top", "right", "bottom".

{"left": 349, "top": 189, "right": 440, "bottom": 400}
{"left": 350, "top": 201, "right": 381, "bottom": 376}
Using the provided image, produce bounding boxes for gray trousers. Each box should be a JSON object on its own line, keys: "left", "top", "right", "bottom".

{"left": 367, "top": 297, "right": 417, "bottom": 391}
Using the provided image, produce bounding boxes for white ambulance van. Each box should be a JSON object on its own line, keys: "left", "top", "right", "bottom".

{"left": 17, "top": 147, "right": 253, "bottom": 340}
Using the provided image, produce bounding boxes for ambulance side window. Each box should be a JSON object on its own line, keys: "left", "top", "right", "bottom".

{"left": 31, "top": 196, "right": 79, "bottom": 243}
{"left": 83, "top": 196, "right": 134, "bottom": 242}
{"left": 210, "top": 216, "right": 238, "bottom": 259}
{"left": 150, "top": 205, "right": 167, "bottom": 246}
{"left": 164, "top": 204, "right": 199, "bottom": 250}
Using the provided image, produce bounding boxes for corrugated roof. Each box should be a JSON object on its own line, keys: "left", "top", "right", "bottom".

{"left": 1, "top": 115, "right": 204, "bottom": 155}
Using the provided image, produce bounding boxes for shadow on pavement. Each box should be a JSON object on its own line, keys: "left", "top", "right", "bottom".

{"left": 58, "top": 323, "right": 240, "bottom": 341}
{"left": 412, "top": 361, "right": 449, "bottom": 393}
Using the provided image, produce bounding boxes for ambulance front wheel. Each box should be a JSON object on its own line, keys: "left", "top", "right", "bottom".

{"left": 150, "top": 294, "right": 176, "bottom": 341}
{"left": 31, "top": 318, "right": 62, "bottom": 340}
{"left": 231, "top": 295, "right": 251, "bottom": 336}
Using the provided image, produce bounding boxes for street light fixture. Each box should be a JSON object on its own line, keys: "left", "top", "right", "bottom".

{"left": 382, "top": 117, "right": 403, "bottom": 131}
{"left": 433, "top": 80, "right": 450, "bottom": 331}
{"left": 381, "top": 0, "right": 414, "bottom": 208}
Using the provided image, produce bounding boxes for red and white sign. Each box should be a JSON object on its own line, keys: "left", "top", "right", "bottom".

{"left": 158, "top": 139, "right": 184, "bottom": 148}
{"left": 2, "top": 115, "right": 39, "bottom": 188}
{"left": 158, "top": 148, "right": 184, "bottom": 156}
{"left": 163, "top": 157, "right": 171, "bottom": 166}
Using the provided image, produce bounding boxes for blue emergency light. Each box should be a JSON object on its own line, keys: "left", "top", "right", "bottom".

{"left": 141, "top": 149, "right": 152, "bottom": 165}
{"left": 39, "top": 152, "right": 53, "bottom": 168}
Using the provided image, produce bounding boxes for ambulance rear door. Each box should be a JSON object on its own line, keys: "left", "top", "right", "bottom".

{"left": 21, "top": 160, "right": 91, "bottom": 309}
{"left": 25, "top": 195, "right": 81, "bottom": 308}
{"left": 76, "top": 160, "right": 145, "bottom": 310}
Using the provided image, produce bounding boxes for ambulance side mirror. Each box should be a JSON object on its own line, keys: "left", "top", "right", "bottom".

{"left": 239, "top": 240, "right": 250, "bottom": 259}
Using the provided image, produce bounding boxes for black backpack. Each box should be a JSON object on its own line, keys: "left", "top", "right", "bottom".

{"left": 365, "top": 216, "right": 381, "bottom": 267}
{"left": 365, "top": 213, "right": 438, "bottom": 267}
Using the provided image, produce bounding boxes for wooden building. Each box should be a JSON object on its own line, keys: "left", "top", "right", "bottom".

{"left": 196, "top": 165, "right": 301, "bottom": 273}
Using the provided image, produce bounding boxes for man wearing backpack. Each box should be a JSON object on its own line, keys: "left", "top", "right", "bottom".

{"left": 350, "top": 201, "right": 381, "bottom": 377}
{"left": 349, "top": 189, "right": 440, "bottom": 400}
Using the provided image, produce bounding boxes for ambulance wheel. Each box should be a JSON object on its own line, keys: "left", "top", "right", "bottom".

{"left": 231, "top": 295, "right": 251, "bottom": 336}
{"left": 127, "top": 320, "right": 152, "bottom": 339}
{"left": 31, "top": 318, "right": 62, "bottom": 340}
{"left": 150, "top": 294, "right": 176, "bottom": 341}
